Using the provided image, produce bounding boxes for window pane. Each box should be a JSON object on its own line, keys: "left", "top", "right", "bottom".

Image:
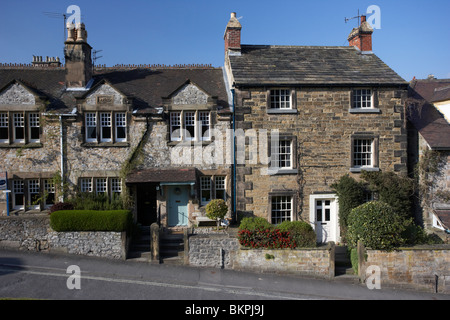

{"left": 271, "top": 196, "right": 292, "bottom": 224}
{"left": 115, "top": 113, "right": 127, "bottom": 141}
{"left": 270, "top": 89, "right": 291, "bottom": 109}
{"left": 0, "top": 113, "right": 8, "bottom": 141}
{"left": 29, "top": 179, "right": 40, "bottom": 205}
{"left": 201, "top": 176, "right": 211, "bottom": 204}
{"left": 100, "top": 113, "right": 111, "bottom": 141}
{"left": 80, "top": 178, "right": 92, "bottom": 193}
{"left": 96, "top": 178, "right": 107, "bottom": 194}
{"left": 353, "top": 139, "right": 373, "bottom": 167}
{"left": 199, "top": 112, "right": 210, "bottom": 140}
{"left": 13, "top": 113, "right": 24, "bottom": 141}
{"left": 86, "top": 113, "right": 97, "bottom": 142}
{"left": 184, "top": 112, "right": 195, "bottom": 140}
{"left": 170, "top": 112, "right": 181, "bottom": 141}
{"left": 215, "top": 176, "right": 226, "bottom": 200}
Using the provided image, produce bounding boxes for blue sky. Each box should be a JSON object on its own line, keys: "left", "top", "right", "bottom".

{"left": 1, "top": 0, "right": 449, "bottom": 81}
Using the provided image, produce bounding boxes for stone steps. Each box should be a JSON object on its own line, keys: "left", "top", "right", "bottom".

{"left": 335, "top": 245, "right": 356, "bottom": 277}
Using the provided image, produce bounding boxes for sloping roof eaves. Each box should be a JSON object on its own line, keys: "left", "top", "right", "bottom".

{"left": 229, "top": 45, "right": 407, "bottom": 87}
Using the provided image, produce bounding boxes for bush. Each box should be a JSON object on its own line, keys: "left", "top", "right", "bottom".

{"left": 69, "top": 192, "right": 124, "bottom": 211}
{"left": 49, "top": 202, "right": 74, "bottom": 214}
{"left": 50, "top": 210, "right": 132, "bottom": 232}
{"left": 360, "top": 171, "right": 414, "bottom": 219}
{"left": 347, "top": 201, "right": 405, "bottom": 250}
{"left": 331, "top": 174, "right": 365, "bottom": 240}
{"left": 278, "top": 221, "right": 316, "bottom": 247}
{"left": 206, "top": 199, "right": 228, "bottom": 230}
{"left": 239, "top": 216, "right": 272, "bottom": 232}
{"left": 238, "top": 228, "right": 295, "bottom": 249}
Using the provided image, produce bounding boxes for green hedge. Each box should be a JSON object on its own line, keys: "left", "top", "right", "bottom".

{"left": 50, "top": 210, "right": 132, "bottom": 232}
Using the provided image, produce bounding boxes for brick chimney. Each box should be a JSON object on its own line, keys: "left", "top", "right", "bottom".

{"left": 348, "top": 15, "right": 374, "bottom": 52}
{"left": 64, "top": 23, "right": 93, "bottom": 89}
{"left": 224, "top": 12, "right": 242, "bottom": 54}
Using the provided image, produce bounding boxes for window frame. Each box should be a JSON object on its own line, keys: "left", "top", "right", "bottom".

{"left": 100, "top": 112, "right": 112, "bottom": 143}
{"left": 28, "top": 179, "right": 40, "bottom": 210}
{"left": 268, "top": 134, "right": 298, "bottom": 175}
{"left": 28, "top": 112, "right": 40, "bottom": 143}
{"left": 13, "top": 112, "right": 25, "bottom": 143}
{"left": 199, "top": 175, "right": 227, "bottom": 206}
{"left": 269, "top": 194, "right": 294, "bottom": 225}
{"left": 169, "top": 110, "right": 212, "bottom": 142}
{"left": 84, "top": 112, "right": 128, "bottom": 144}
{"left": 267, "top": 89, "right": 297, "bottom": 114}
{"left": 349, "top": 88, "right": 380, "bottom": 113}
{"left": 350, "top": 135, "right": 379, "bottom": 172}
{"left": 0, "top": 112, "right": 9, "bottom": 143}
{"left": 12, "top": 180, "right": 25, "bottom": 210}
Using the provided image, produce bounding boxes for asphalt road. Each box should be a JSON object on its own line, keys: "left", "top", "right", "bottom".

{"left": 0, "top": 249, "right": 448, "bottom": 303}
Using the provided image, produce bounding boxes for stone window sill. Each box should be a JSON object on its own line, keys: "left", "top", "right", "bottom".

{"left": 349, "top": 108, "right": 381, "bottom": 114}
{"left": 0, "top": 143, "right": 43, "bottom": 149}
{"left": 81, "top": 142, "right": 130, "bottom": 148}
{"left": 267, "top": 168, "right": 298, "bottom": 175}
{"left": 349, "top": 167, "right": 380, "bottom": 173}
{"left": 267, "top": 109, "right": 298, "bottom": 114}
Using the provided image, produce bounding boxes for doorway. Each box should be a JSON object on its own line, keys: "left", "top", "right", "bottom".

{"left": 309, "top": 194, "right": 339, "bottom": 243}
{"left": 167, "top": 185, "right": 189, "bottom": 227}
{"left": 136, "top": 183, "right": 158, "bottom": 226}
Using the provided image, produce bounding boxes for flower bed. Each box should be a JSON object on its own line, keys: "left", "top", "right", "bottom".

{"left": 238, "top": 228, "right": 296, "bottom": 249}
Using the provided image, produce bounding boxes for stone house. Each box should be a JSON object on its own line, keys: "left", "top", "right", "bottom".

{"left": 0, "top": 23, "right": 232, "bottom": 228}
{"left": 224, "top": 13, "right": 409, "bottom": 243}
{"left": 407, "top": 76, "right": 450, "bottom": 240}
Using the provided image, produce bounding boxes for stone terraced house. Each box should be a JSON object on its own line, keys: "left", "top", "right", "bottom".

{"left": 224, "top": 13, "right": 408, "bottom": 243}
{"left": 0, "top": 13, "right": 410, "bottom": 243}
{"left": 0, "top": 23, "right": 232, "bottom": 228}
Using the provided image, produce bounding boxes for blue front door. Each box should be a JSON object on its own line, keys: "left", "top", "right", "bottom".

{"left": 168, "top": 186, "right": 189, "bottom": 226}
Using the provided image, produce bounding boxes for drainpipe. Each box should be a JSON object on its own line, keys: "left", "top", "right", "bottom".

{"left": 59, "top": 115, "right": 64, "bottom": 202}
{"left": 231, "top": 88, "right": 237, "bottom": 223}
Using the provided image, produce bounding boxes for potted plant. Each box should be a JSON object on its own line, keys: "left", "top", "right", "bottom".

{"left": 205, "top": 199, "right": 228, "bottom": 231}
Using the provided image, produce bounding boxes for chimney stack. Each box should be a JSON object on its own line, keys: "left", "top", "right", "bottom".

{"left": 348, "top": 15, "right": 374, "bottom": 52}
{"left": 224, "top": 12, "right": 242, "bottom": 54}
{"left": 64, "top": 22, "right": 93, "bottom": 89}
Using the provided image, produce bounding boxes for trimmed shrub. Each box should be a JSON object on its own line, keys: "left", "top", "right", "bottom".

{"left": 330, "top": 174, "right": 365, "bottom": 241}
{"left": 206, "top": 199, "right": 228, "bottom": 230}
{"left": 347, "top": 201, "right": 405, "bottom": 250}
{"left": 49, "top": 202, "right": 74, "bottom": 214}
{"left": 50, "top": 210, "right": 132, "bottom": 232}
{"left": 278, "top": 221, "right": 316, "bottom": 247}
{"left": 239, "top": 217, "right": 272, "bottom": 232}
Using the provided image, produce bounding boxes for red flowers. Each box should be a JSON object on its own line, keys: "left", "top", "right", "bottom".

{"left": 238, "top": 228, "right": 296, "bottom": 249}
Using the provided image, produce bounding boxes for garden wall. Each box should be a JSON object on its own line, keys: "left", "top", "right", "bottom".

{"left": 188, "top": 233, "right": 335, "bottom": 279}
{"left": 0, "top": 214, "right": 128, "bottom": 260}
{"left": 358, "top": 242, "right": 450, "bottom": 293}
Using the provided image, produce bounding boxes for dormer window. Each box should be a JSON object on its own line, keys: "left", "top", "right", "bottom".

{"left": 0, "top": 112, "right": 40, "bottom": 145}
{"left": 84, "top": 112, "right": 127, "bottom": 144}
{"left": 169, "top": 111, "right": 211, "bottom": 142}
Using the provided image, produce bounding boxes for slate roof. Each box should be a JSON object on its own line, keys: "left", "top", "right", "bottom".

{"left": 126, "top": 168, "right": 197, "bottom": 184}
{"left": 228, "top": 45, "right": 407, "bottom": 87}
{"left": 408, "top": 79, "right": 450, "bottom": 150}
{"left": 0, "top": 66, "right": 229, "bottom": 114}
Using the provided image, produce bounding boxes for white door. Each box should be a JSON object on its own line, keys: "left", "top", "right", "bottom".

{"left": 310, "top": 195, "right": 339, "bottom": 243}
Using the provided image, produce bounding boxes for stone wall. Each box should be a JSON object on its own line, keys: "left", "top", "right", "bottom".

{"left": 189, "top": 234, "right": 239, "bottom": 269}
{"left": 188, "top": 233, "right": 334, "bottom": 278}
{"left": 358, "top": 242, "right": 450, "bottom": 293}
{"left": 0, "top": 215, "right": 128, "bottom": 260}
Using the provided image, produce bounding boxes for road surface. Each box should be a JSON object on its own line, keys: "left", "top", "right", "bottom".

{"left": 0, "top": 249, "right": 448, "bottom": 303}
